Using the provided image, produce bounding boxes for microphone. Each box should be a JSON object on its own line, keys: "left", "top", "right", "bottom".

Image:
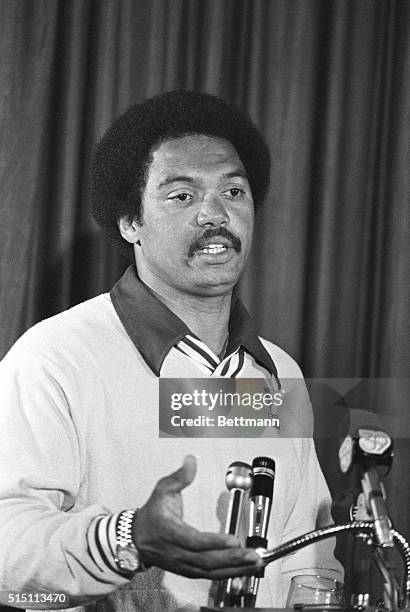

{"left": 244, "top": 456, "right": 276, "bottom": 607}
{"left": 224, "top": 461, "right": 254, "bottom": 536}
{"left": 338, "top": 409, "right": 394, "bottom": 547}
{"left": 214, "top": 461, "right": 253, "bottom": 608}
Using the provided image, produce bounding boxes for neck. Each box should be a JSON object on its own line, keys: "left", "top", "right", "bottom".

{"left": 137, "top": 271, "right": 232, "bottom": 356}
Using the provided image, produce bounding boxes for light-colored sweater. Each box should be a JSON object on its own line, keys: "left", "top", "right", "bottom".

{"left": 0, "top": 290, "right": 343, "bottom": 611}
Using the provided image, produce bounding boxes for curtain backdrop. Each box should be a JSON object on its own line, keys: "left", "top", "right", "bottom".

{"left": 1, "top": 0, "right": 409, "bottom": 596}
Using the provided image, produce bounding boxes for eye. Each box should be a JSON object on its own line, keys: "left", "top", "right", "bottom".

{"left": 170, "top": 193, "right": 192, "bottom": 202}
{"left": 229, "top": 188, "right": 243, "bottom": 197}
{"left": 223, "top": 187, "right": 245, "bottom": 198}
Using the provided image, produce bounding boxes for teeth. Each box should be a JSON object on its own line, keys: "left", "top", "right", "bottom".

{"left": 200, "top": 245, "right": 227, "bottom": 254}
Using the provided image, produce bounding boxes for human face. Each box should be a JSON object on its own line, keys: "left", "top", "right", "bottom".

{"left": 125, "top": 134, "right": 254, "bottom": 298}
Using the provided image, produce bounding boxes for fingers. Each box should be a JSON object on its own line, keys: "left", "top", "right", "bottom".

{"left": 164, "top": 521, "right": 241, "bottom": 551}
{"left": 136, "top": 457, "right": 265, "bottom": 581}
{"left": 158, "top": 546, "right": 263, "bottom": 579}
{"left": 157, "top": 455, "right": 197, "bottom": 494}
{"left": 178, "top": 546, "right": 261, "bottom": 571}
{"left": 176, "top": 561, "right": 260, "bottom": 580}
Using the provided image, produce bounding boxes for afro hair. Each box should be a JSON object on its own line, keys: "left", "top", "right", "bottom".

{"left": 90, "top": 89, "right": 270, "bottom": 259}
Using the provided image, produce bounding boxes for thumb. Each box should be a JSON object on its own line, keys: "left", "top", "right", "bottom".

{"left": 157, "top": 455, "right": 197, "bottom": 494}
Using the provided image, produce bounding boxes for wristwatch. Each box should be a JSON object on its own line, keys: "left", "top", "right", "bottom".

{"left": 114, "top": 509, "right": 146, "bottom": 574}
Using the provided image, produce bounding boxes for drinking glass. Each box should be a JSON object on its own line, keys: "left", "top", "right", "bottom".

{"left": 286, "top": 574, "right": 345, "bottom": 607}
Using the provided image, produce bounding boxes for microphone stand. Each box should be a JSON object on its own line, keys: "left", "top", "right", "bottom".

{"left": 202, "top": 522, "right": 410, "bottom": 611}
{"left": 373, "top": 547, "right": 401, "bottom": 612}
{"left": 261, "top": 521, "right": 410, "bottom": 611}
{"left": 349, "top": 492, "right": 377, "bottom": 610}
{"left": 346, "top": 490, "right": 400, "bottom": 611}
{"left": 206, "top": 423, "right": 405, "bottom": 610}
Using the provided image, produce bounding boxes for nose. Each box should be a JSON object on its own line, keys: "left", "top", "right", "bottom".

{"left": 196, "top": 194, "right": 230, "bottom": 227}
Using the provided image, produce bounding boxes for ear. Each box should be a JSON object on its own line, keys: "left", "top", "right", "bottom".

{"left": 118, "top": 216, "right": 141, "bottom": 245}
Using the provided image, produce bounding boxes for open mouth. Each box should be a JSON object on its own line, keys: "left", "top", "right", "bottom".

{"left": 188, "top": 229, "right": 241, "bottom": 258}
{"left": 198, "top": 244, "right": 229, "bottom": 254}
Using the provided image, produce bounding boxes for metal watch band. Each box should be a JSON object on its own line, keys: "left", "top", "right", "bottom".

{"left": 115, "top": 509, "right": 146, "bottom": 573}
{"left": 117, "top": 509, "right": 135, "bottom": 546}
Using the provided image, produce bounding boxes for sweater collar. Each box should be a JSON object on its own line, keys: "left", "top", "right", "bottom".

{"left": 110, "top": 265, "right": 278, "bottom": 379}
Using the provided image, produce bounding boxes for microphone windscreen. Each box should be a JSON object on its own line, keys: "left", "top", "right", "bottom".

{"left": 250, "top": 457, "right": 275, "bottom": 499}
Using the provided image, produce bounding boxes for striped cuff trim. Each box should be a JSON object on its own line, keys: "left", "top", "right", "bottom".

{"left": 87, "top": 512, "right": 126, "bottom": 576}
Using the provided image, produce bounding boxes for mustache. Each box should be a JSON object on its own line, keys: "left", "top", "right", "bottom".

{"left": 188, "top": 227, "right": 242, "bottom": 258}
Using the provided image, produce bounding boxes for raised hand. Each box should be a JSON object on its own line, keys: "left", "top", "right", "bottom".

{"left": 132, "top": 455, "right": 262, "bottom": 579}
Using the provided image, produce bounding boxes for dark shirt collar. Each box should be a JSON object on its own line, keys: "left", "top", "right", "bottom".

{"left": 110, "top": 265, "right": 278, "bottom": 380}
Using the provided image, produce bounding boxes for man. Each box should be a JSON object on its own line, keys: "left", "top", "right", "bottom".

{"left": 0, "top": 90, "right": 342, "bottom": 611}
